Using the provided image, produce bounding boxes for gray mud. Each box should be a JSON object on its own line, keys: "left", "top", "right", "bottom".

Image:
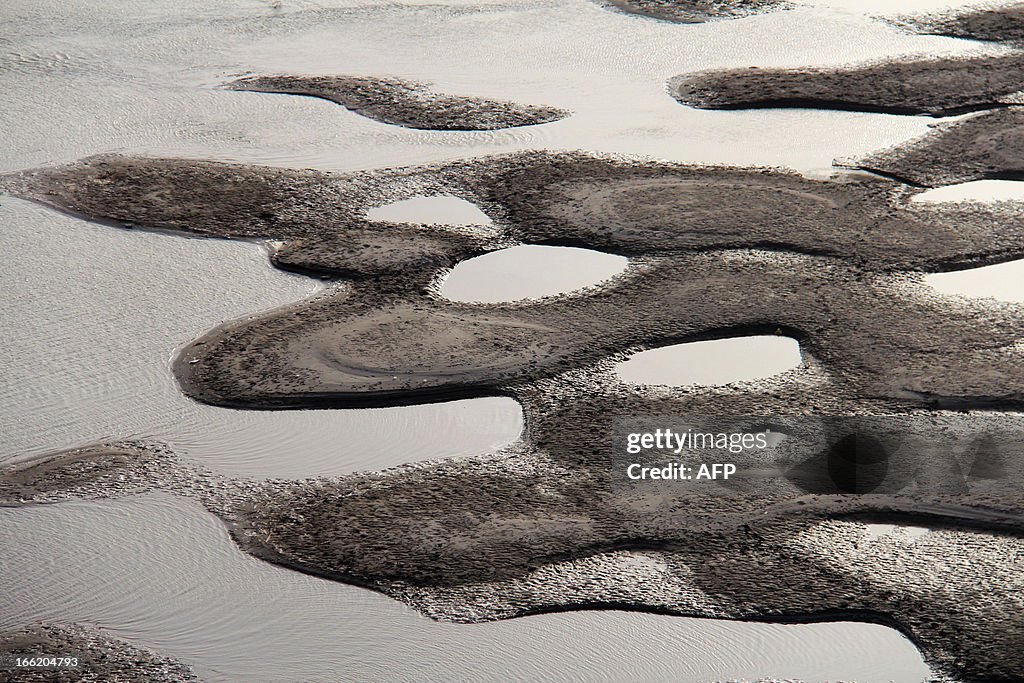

{"left": 5, "top": 405, "right": 1023, "bottom": 683}
{"left": 890, "top": 3, "right": 1024, "bottom": 46}
{"left": 852, "top": 107, "right": 1024, "bottom": 187}
{"left": 670, "top": 53, "right": 1024, "bottom": 116}
{"left": 7, "top": 153, "right": 1024, "bottom": 410}
{"left": 0, "top": 624, "right": 198, "bottom": 682}
{"left": 8, "top": 150, "right": 1024, "bottom": 680}
{"left": 599, "top": 0, "right": 788, "bottom": 23}
{"left": 227, "top": 75, "right": 569, "bottom": 131}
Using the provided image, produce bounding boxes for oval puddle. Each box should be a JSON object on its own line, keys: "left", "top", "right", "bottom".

{"left": 440, "top": 245, "right": 628, "bottom": 303}
{"left": 616, "top": 335, "right": 802, "bottom": 386}
{"left": 926, "top": 259, "right": 1024, "bottom": 303}
{"left": 367, "top": 195, "right": 491, "bottom": 225}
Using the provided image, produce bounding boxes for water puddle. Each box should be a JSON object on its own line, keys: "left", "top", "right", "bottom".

{"left": 440, "top": 245, "right": 628, "bottom": 303}
{"left": 913, "top": 180, "right": 1024, "bottom": 204}
{"left": 0, "top": 494, "right": 933, "bottom": 683}
{"left": 367, "top": 195, "right": 492, "bottom": 225}
{"left": 616, "top": 335, "right": 803, "bottom": 386}
{"left": 0, "top": 199, "right": 523, "bottom": 478}
{"left": 865, "top": 523, "right": 931, "bottom": 541}
{"left": 925, "top": 259, "right": 1024, "bottom": 304}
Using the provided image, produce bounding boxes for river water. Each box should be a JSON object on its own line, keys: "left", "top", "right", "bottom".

{"left": 2, "top": 0, "right": 1003, "bottom": 679}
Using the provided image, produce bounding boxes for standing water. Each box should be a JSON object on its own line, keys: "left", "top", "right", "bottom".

{"left": 0, "top": 0, "right": 978, "bottom": 678}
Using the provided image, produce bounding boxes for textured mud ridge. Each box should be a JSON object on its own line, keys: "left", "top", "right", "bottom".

{"left": 6, "top": 400, "right": 1024, "bottom": 683}
{"left": 0, "top": 624, "right": 198, "bottom": 682}
{"left": 853, "top": 107, "right": 1024, "bottom": 187}
{"left": 8, "top": 150, "right": 1024, "bottom": 679}
{"left": 227, "top": 75, "right": 570, "bottom": 131}
{"left": 670, "top": 53, "right": 1024, "bottom": 117}
{"left": 8, "top": 153, "right": 1024, "bottom": 410}
{"left": 890, "top": 3, "right": 1024, "bottom": 46}
{"left": 599, "top": 0, "right": 788, "bottom": 23}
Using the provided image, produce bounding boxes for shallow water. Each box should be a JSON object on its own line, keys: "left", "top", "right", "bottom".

{"left": 925, "top": 258, "right": 1024, "bottom": 304}
{"left": 616, "top": 336, "right": 803, "bottom": 386}
{"left": 441, "top": 245, "right": 630, "bottom": 302}
{"left": 367, "top": 195, "right": 493, "bottom": 225}
{"left": 2, "top": 0, "right": 996, "bottom": 177}
{"left": 913, "top": 180, "right": 1024, "bottom": 204}
{"left": 0, "top": 198, "right": 523, "bottom": 478}
{"left": 0, "top": 494, "right": 932, "bottom": 683}
{"left": 1, "top": 0, "right": 994, "bottom": 677}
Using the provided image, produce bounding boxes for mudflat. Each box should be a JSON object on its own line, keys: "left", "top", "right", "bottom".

{"left": 228, "top": 75, "right": 569, "bottom": 131}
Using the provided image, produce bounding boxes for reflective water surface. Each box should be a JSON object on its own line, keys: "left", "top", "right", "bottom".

{"left": 0, "top": 494, "right": 932, "bottom": 683}
{"left": 616, "top": 336, "right": 803, "bottom": 386}
{"left": 2, "top": 0, "right": 989, "bottom": 678}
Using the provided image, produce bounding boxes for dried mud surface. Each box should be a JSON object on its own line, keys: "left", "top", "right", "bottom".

{"left": 670, "top": 53, "right": 1024, "bottom": 117}
{"left": 600, "top": 0, "right": 788, "bottom": 23}
{"left": 227, "top": 75, "right": 569, "bottom": 131}
{"left": 0, "top": 624, "right": 198, "bottom": 682}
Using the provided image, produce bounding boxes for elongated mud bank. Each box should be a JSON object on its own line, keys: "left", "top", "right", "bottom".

{"left": 227, "top": 75, "right": 570, "bottom": 131}
{"left": 889, "top": 3, "right": 1024, "bottom": 45}
{"left": 0, "top": 624, "right": 198, "bottom": 682}
{"left": 670, "top": 53, "right": 1024, "bottom": 116}
{"left": 852, "top": 107, "right": 1024, "bottom": 187}
{"left": 599, "top": 0, "right": 788, "bottom": 23}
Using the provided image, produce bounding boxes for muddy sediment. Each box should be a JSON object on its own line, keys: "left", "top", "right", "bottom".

{"left": 8, "top": 153, "right": 1024, "bottom": 409}
{"left": 889, "top": 3, "right": 1024, "bottom": 45}
{"left": 599, "top": 0, "right": 788, "bottom": 23}
{"left": 670, "top": 53, "right": 1024, "bottom": 116}
{"left": 852, "top": 107, "right": 1024, "bottom": 187}
{"left": 7, "top": 396, "right": 1024, "bottom": 683}
{"left": 227, "top": 75, "right": 570, "bottom": 131}
{"left": 8, "top": 149, "right": 1024, "bottom": 680}
{"left": 0, "top": 624, "right": 198, "bottom": 682}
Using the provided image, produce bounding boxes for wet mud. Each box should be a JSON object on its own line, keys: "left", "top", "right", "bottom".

{"left": 7, "top": 153, "right": 1024, "bottom": 410}
{"left": 0, "top": 624, "right": 198, "bottom": 682}
{"left": 227, "top": 75, "right": 569, "bottom": 131}
{"left": 670, "top": 53, "right": 1024, "bottom": 117}
{"left": 852, "top": 107, "right": 1024, "bottom": 187}
{"left": 599, "top": 0, "right": 788, "bottom": 23}
{"left": 890, "top": 3, "right": 1024, "bottom": 46}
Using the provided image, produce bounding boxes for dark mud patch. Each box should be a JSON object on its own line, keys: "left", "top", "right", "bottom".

{"left": 227, "top": 75, "right": 570, "bottom": 131}
{"left": 670, "top": 53, "right": 1024, "bottom": 117}
{"left": 0, "top": 624, "right": 199, "bottom": 682}
{"left": 889, "top": 3, "right": 1024, "bottom": 46}
{"left": 851, "top": 107, "right": 1024, "bottom": 187}
{"left": 222, "top": 403, "right": 1024, "bottom": 682}
{"left": 28, "top": 401, "right": 1022, "bottom": 681}
{"left": 599, "top": 0, "right": 788, "bottom": 23}
{"left": 8, "top": 153, "right": 1024, "bottom": 410}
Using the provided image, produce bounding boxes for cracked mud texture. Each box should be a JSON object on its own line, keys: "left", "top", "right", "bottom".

{"left": 227, "top": 75, "right": 570, "bottom": 131}
{"left": 670, "top": 53, "right": 1024, "bottom": 116}
{"left": 599, "top": 0, "right": 788, "bottom": 23}
{"left": 0, "top": 624, "right": 198, "bottom": 682}
{"left": 890, "top": 2, "right": 1024, "bottom": 46}
{"left": 8, "top": 153, "right": 1024, "bottom": 410}
{"left": 853, "top": 107, "right": 1024, "bottom": 187}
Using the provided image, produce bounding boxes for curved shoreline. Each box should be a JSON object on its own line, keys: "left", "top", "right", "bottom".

{"left": 0, "top": 624, "right": 198, "bottom": 682}
{"left": 227, "top": 75, "right": 570, "bottom": 131}
{"left": 670, "top": 54, "right": 1024, "bottom": 117}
